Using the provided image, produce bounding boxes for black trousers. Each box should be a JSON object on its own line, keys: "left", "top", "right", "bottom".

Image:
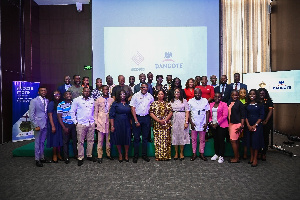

{"left": 212, "top": 126, "right": 227, "bottom": 157}
{"left": 132, "top": 115, "right": 150, "bottom": 158}
{"left": 62, "top": 123, "right": 78, "bottom": 159}
{"left": 262, "top": 123, "right": 273, "bottom": 154}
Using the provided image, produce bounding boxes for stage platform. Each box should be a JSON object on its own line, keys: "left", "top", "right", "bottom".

{"left": 13, "top": 137, "right": 244, "bottom": 158}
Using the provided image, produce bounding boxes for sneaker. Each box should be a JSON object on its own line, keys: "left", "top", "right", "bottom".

{"left": 211, "top": 154, "right": 219, "bottom": 161}
{"left": 218, "top": 156, "right": 224, "bottom": 163}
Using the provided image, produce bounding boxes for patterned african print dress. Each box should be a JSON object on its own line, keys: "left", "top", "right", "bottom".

{"left": 150, "top": 101, "right": 172, "bottom": 160}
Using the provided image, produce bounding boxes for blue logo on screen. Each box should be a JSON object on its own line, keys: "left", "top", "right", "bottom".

{"left": 155, "top": 52, "right": 183, "bottom": 69}
{"left": 273, "top": 81, "right": 292, "bottom": 90}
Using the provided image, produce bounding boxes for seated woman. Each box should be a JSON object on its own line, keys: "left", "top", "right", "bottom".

{"left": 245, "top": 89, "right": 264, "bottom": 167}
{"left": 109, "top": 90, "right": 132, "bottom": 162}
{"left": 150, "top": 89, "right": 173, "bottom": 161}
{"left": 170, "top": 88, "right": 190, "bottom": 161}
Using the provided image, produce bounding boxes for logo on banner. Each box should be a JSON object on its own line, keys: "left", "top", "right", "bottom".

{"left": 155, "top": 52, "right": 183, "bottom": 69}
{"left": 131, "top": 51, "right": 145, "bottom": 71}
{"left": 273, "top": 80, "right": 292, "bottom": 90}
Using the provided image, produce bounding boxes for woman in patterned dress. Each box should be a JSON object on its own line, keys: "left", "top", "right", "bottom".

{"left": 170, "top": 88, "right": 190, "bottom": 161}
{"left": 150, "top": 89, "right": 173, "bottom": 161}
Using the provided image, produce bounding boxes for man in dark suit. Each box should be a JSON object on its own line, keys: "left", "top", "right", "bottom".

{"left": 29, "top": 86, "right": 51, "bottom": 167}
{"left": 57, "top": 76, "right": 72, "bottom": 99}
{"left": 134, "top": 73, "right": 153, "bottom": 95}
{"left": 230, "top": 73, "right": 248, "bottom": 93}
{"left": 214, "top": 75, "right": 232, "bottom": 104}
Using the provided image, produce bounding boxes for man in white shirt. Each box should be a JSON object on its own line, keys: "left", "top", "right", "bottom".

{"left": 70, "top": 87, "right": 95, "bottom": 166}
{"left": 130, "top": 83, "right": 154, "bottom": 163}
{"left": 188, "top": 88, "right": 210, "bottom": 161}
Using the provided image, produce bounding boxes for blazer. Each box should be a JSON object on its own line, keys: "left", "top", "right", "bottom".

{"left": 230, "top": 82, "right": 248, "bottom": 93}
{"left": 214, "top": 84, "right": 232, "bottom": 103}
{"left": 228, "top": 100, "right": 245, "bottom": 124}
{"left": 134, "top": 83, "right": 153, "bottom": 95}
{"left": 29, "top": 96, "right": 49, "bottom": 129}
{"left": 57, "top": 84, "right": 72, "bottom": 97}
{"left": 209, "top": 101, "right": 229, "bottom": 128}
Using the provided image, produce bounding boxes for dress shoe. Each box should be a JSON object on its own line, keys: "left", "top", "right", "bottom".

{"left": 106, "top": 156, "right": 114, "bottom": 160}
{"left": 133, "top": 157, "right": 138, "bottom": 163}
{"left": 142, "top": 156, "right": 150, "bottom": 162}
{"left": 78, "top": 159, "right": 83, "bottom": 166}
{"left": 36, "top": 160, "right": 43, "bottom": 167}
{"left": 52, "top": 160, "right": 58, "bottom": 163}
{"left": 124, "top": 158, "right": 129, "bottom": 162}
{"left": 199, "top": 155, "right": 208, "bottom": 161}
{"left": 87, "top": 157, "right": 96, "bottom": 162}
{"left": 97, "top": 158, "right": 103, "bottom": 164}
{"left": 190, "top": 154, "right": 197, "bottom": 161}
{"left": 40, "top": 158, "right": 52, "bottom": 163}
{"left": 118, "top": 159, "right": 123, "bottom": 163}
{"left": 65, "top": 158, "right": 70, "bottom": 164}
{"left": 248, "top": 161, "right": 253, "bottom": 164}
{"left": 180, "top": 157, "right": 185, "bottom": 161}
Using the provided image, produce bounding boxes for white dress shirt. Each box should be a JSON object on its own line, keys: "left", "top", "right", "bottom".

{"left": 70, "top": 96, "right": 94, "bottom": 125}
{"left": 38, "top": 96, "right": 48, "bottom": 113}
{"left": 130, "top": 91, "right": 154, "bottom": 116}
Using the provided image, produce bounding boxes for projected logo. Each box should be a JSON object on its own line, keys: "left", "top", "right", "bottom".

{"left": 163, "top": 52, "right": 174, "bottom": 62}
{"left": 272, "top": 80, "right": 292, "bottom": 90}
{"left": 155, "top": 52, "right": 183, "bottom": 69}
{"left": 132, "top": 51, "right": 144, "bottom": 66}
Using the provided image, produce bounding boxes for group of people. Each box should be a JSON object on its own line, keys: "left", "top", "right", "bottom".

{"left": 29, "top": 72, "right": 273, "bottom": 168}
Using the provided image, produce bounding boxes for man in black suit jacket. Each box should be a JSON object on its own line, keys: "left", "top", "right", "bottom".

{"left": 230, "top": 73, "right": 248, "bottom": 93}
{"left": 214, "top": 75, "right": 232, "bottom": 103}
{"left": 57, "top": 76, "right": 72, "bottom": 99}
{"left": 134, "top": 73, "right": 153, "bottom": 95}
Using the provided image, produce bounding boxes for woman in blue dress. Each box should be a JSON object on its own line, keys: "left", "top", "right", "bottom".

{"left": 245, "top": 89, "right": 264, "bottom": 167}
{"left": 47, "top": 90, "right": 63, "bottom": 163}
{"left": 109, "top": 89, "right": 132, "bottom": 162}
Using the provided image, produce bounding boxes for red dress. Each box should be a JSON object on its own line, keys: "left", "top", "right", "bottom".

{"left": 196, "top": 85, "right": 215, "bottom": 100}
{"left": 184, "top": 88, "right": 194, "bottom": 101}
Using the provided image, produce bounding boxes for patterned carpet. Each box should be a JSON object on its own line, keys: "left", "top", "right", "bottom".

{"left": 0, "top": 133, "right": 299, "bottom": 200}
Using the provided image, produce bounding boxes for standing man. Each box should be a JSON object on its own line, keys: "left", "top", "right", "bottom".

{"left": 29, "top": 86, "right": 51, "bottom": 167}
{"left": 230, "top": 73, "right": 248, "bottom": 93}
{"left": 214, "top": 75, "right": 232, "bottom": 104}
{"left": 129, "top": 76, "right": 136, "bottom": 93}
{"left": 134, "top": 73, "right": 153, "bottom": 95}
{"left": 106, "top": 75, "right": 115, "bottom": 97}
{"left": 147, "top": 72, "right": 155, "bottom": 88}
{"left": 164, "top": 75, "right": 173, "bottom": 91}
{"left": 111, "top": 75, "right": 133, "bottom": 101}
{"left": 210, "top": 75, "right": 218, "bottom": 88}
{"left": 68, "top": 75, "right": 83, "bottom": 99}
{"left": 57, "top": 75, "right": 72, "bottom": 100}
{"left": 92, "top": 78, "right": 103, "bottom": 100}
{"left": 57, "top": 91, "right": 78, "bottom": 164}
{"left": 70, "top": 87, "right": 96, "bottom": 166}
{"left": 130, "top": 83, "right": 154, "bottom": 163}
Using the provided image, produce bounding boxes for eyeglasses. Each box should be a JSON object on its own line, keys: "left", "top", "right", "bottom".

{"left": 174, "top": 91, "right": 180, "bottom": 94}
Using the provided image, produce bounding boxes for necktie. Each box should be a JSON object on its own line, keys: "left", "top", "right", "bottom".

{"left": 222, "top": 85, "right": 225, "bottom": 96}
{"left": 43, "top": 98, "right": 46, "bottom": 113}
{"left": 235, "top": 83, "right": 237, "bottom": 90}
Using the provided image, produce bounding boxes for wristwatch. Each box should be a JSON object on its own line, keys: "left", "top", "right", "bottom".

{"left": 135, "top": 121, "right": 139, "bottom": 124}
